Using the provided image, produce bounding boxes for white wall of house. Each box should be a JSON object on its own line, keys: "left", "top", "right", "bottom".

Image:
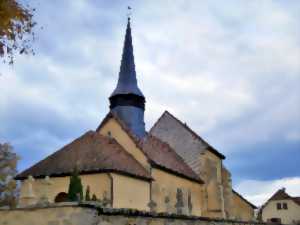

{"left": 262, "top": 199, "right": 300, "bottom": 224}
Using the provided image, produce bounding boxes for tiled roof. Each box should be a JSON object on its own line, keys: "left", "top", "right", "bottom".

{"left": 269, "top": 188, "right": 291, "bottom": 201}
{"left": 97, "top": 112, "right": 203, "bottom": 183}
{"left": 16, "top": 131, "right": 152, "bottom": 181}
{"left": 140, "top": 135, "right": 203, "bottom": 184}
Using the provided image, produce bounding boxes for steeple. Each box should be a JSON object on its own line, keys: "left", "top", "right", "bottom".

{"left": 109, "top": 17, "right": 146, "bottom": 138}
{"left": 111, "top": 18, "right": 144, "bottom": 97}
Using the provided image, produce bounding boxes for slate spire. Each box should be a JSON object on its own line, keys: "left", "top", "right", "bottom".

{"left": 109, "top": 17, "right": 146, "bottom": 138}
{"left": 111, "top": 17, "right": 143, "bottom": 97}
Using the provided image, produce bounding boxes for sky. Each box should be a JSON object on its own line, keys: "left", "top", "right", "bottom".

{"left": 0, "top": 0, "right": 299, "bottom": 206}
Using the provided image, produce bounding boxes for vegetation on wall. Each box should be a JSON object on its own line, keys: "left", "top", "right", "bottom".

{"left": 0, "top": 143, "right": 19, "bottom": 208}
{"left": 67, "top": 167, "right": 83, "bottom": 201}
{"left": 91, "top": 194, "right": 97, "bottom": 201}
{"left": 85, "top": 185, "right": 91, "bottom": 201}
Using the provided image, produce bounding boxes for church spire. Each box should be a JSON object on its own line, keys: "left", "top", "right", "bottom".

{"left": 109, "top": 16, "right": 146, "bottom": 138}
{"left": 111, "top": 17, "right": 143, "bottom": 97}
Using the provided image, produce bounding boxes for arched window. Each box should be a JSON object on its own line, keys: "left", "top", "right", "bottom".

{"left": 54, "top": 192, "right": 68, "bottom": 203}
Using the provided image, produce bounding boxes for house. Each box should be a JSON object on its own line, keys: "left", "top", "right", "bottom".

{"left": 260, "top": 188, "right": 300, "bottom": 224}
{"left": 15, "top": 17, "right": 256, "bottom": 221}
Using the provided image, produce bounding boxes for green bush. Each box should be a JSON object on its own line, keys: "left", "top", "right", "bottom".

{"left": 67, "top": 167, "right": 83, "bottom": 201}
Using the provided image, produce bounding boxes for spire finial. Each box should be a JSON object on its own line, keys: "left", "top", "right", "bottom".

{"left": 127, "top": 6, "right": 132, "bottom": 21}
{"left": 110, "top": 7, "right": 144, "bottom": 98}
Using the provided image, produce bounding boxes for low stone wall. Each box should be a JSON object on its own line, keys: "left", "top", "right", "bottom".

{"left": 0, "top": 203, "right": 263, "bottom": 225}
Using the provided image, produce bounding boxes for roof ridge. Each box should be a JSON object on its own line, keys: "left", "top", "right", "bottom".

{"left": 148, "top": 110, "right": 170, "bottom": 134}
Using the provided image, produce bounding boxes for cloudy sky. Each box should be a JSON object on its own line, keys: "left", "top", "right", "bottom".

{"left": 0, "top": 0, "right": 299, "bottom": 206}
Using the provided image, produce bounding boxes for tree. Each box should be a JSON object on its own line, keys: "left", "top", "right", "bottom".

{"left": 67, "top": 167, "right": 83, "bottom": 201}
{"left": 85, "top": 185, "right": 91, "bottom": 201}
{"left": 0, "top": 143, "right": 19, "bottom": 208}
{"left": 0, "top": 0, "right": 36, "bottom": 64}
{"left": 91, "top": 194, "right": 97, "bottom": 201}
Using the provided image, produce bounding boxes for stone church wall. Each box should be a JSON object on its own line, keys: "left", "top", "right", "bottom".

{"left": 151, "top": 168, "right": 203, "bottom": 216}
{"left": 232, "top": 192, "right": 255, "bottom": 221}
{"left": 111, "top": 173, "right": 150, "bottom": 211}
{"left": 0, "top": 203, "right": 263, "bottom": 225}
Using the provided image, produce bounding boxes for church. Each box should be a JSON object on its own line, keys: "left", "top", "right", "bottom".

{"left": 15, "top": 18, "right": 256, "bottom": 221}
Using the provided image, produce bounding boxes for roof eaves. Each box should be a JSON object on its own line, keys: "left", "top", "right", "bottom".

{"left": 15, "top": 169, "right": 153, "bottom": 182}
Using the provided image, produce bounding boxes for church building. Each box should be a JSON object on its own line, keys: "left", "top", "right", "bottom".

{"left": 15, "top": 18, "right": 256, "bottom": 221}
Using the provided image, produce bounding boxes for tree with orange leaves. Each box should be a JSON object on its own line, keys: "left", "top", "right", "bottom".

{"left": 0, "top": 0, "right": 36, "bottom": 64}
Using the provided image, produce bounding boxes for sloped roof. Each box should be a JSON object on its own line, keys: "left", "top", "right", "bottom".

{"left": 97, "top": 112, "right": 203, "bottom": 183}
{"left": 16, "top": 131, "right": 152, "bottom": 181}
{"left": 293, "top": 197, "right": 300, "bottom": 205}
{"left": 232, "top": 189, "right": 257, "bottom": 209}
{"left": 269, "top": 188, "right": 291, "bottom": 201}
{"left": 140, "top": 135, "right": 203, "bottom": 183}
{"left": 268, "top": 188, "right": 300, "bottom": 206}
{"left": 259, "top": 188, "right": 300, "bottom": 216}
{"left": 150, "top": 111, "right": 225, "bottom": 159}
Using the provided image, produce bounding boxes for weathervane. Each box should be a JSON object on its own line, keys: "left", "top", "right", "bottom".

{"left": 127, "top": 6, "right": 132, "bottom": 20}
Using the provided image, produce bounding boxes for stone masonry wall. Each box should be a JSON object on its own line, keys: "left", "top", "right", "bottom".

{"left": 0, "top": 203, "right": 264, "bottom": 225}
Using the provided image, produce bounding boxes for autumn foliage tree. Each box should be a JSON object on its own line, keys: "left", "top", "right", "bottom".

{"left": 0, "top": 143, "right": 19, "bottom": 208}
{"left": 0, "top": 0, "right": 36, "bottom": 64}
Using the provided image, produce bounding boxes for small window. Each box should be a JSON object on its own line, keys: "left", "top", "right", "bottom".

{"left": 277, "top": 203, "right": 282, "bottom": 210}
{"left": 283, "top": 202, "right": 288, "bottom": 209}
